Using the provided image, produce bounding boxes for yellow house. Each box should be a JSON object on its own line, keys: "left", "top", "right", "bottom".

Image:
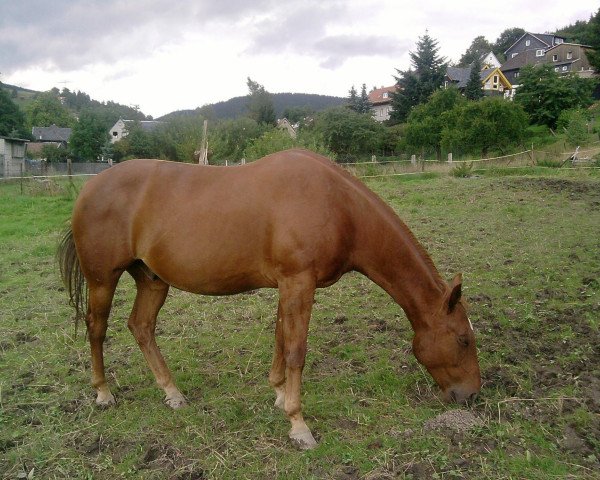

{"left": 481, "top": 67, "right": 512, "bottom": 95}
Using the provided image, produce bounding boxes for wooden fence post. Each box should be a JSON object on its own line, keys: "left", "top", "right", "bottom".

{"left": 411, "top": 154, "right": 416, "bottom": 166}
{"left": 447, "top": 152, "right": 453, "bottom": 163}
{"left": 20, "top": 163, "right": 24, "bottom": 195}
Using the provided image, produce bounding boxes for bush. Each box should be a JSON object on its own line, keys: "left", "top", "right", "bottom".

{"left": 451, "top": 162, "right": 473, "bottom": 178}
{"left": 557, "top": 109, "right": 590, "bottom": 146}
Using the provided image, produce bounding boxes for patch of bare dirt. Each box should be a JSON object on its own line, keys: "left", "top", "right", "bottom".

{"left": 424, "top": 409, "right": 482, "bottom": 432}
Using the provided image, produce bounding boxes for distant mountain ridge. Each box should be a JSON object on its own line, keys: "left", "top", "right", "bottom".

{"left": 2, "top": 82, "right": 346, "bottom": 122}
{"left": 159, "top": 92, "right": 346, "bottom": 121}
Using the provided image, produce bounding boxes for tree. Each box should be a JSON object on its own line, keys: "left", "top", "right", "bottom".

{"left": 441, "top": 98, "right": 529, "bottom": 157}
{"left": 246, "top": 78, "right": 276, "bottom": 126}
{"left": 349, "top": 84, "right": 372, "bottom": 114}
{"left": 24, "top": 91, "right": 75, "bottom": 129}
{"left": 208, "top": 118, "right": 266, "bottom": 162}
{"left": 358, "top": 84, "right": 372, "bottom": 114}
{"left": 514, "top": 65, "right": 595, "bottom": 128}
{"left": 492, "top": 28, "right": 526, "bottom": 61}
{"left": 347, "top": 85, "right": 359, "bottom": 112}
{"left": 464, "top": 57, "right": 484, "bottom": 101}
{"left": 458, "top": 36, "right": 493, "bottom": 67}
{"left": 390, "top": 32, "right": 447, "bottom": 124}
{"left": 70, "top": 110, "right": 110, "bottom": 161}
{"left": 405, "top": 88, "right": 465, "bottom": 159}
{"left": 0, "top": 84, "right": 27, "bottom": 137}
{"left": 584, "top": 8, "right": 600, "bottom": 71}
{"left": 311, "top": 106, "right": 386, "bottom": 159}
{"left": 282, "top": 106, "right": 315, "bottom": 124}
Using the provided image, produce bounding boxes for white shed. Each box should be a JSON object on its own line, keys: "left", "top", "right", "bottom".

{"left": 0, "top": 136, "right": 29, "bottom": 178}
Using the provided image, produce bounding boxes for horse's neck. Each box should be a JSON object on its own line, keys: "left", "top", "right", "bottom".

{"left": 353, "top": 209, "right": 446, "bottom": 330}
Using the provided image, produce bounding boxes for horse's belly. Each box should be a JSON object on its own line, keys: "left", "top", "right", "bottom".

{"left": 142, "top": 250, "right": 276, "bottom": 295}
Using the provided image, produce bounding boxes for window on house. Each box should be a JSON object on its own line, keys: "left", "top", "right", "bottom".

{"left": 383, "top": 92, "right": 388, "bottom": 98}
{"left": 493, "top": 75, "right": 499, "bottom": 84}
{"left": 112, "top": 131, "right": 118, "bottom": 137}
{"left": 552, "top": 54, "right": 558, "bottom": 61}
{"left": 526, "top": 39, "right": 531, "bottom": 46}
{"left": 556, "top": 38, "right": 563, "bottom": 44}
{"left": 514, "top": 72, "right": 519, "bottom": 78}
{"left": 566, "top": 51, "right": 573, "bottom": 59}
{"left": 536, "top": 49, "right": 544, "bottom": 57}
{"left": 555, "top": 67, "right": 559, "bottom": 72}
{"left": 562, "top": 66, "right": 568, "bottom": 71}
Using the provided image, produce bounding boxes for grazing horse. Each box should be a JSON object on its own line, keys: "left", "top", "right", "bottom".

{"left": 58, "top": 149, "right": 481, "bottom": 449}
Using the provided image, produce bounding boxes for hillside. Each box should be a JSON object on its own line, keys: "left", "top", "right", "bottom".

{"left": 159, "top": 92, "right": 346, "bottom": 121}
{"left": 1, "top": 83, "right": 40, "bottom": 109}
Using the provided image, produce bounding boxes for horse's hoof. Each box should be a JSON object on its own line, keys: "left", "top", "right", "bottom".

{"left": 165, "top": 395, "right": 187, "bottom": 410}
{"left": 289, "top": 429, "right": 318, "bottom": 450}
{"left": 96, "top": 392, "right": 116, "bottom": 407}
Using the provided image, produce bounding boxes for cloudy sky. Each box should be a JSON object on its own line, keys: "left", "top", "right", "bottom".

{"left": 0, "top": 0, "right": 597, "bottom": 118}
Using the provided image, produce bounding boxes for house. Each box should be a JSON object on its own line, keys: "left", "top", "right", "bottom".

{"left": 29, "top": 124, "right": 72, "bottom": 156}
{"left": 445, "top": 66, "right": 512, "bottom": 96}
{"left": 277, "top": 118, "right": 297, "bottom": 139}
{"left": 480, "top": 51, "right": 502, "bottom": 69}
{"left": 109, "top": 119, "right": 164, "bottom": 144}
{"left": 0, "top": 136, "right": 29, "bottom": 178}
{"left": 368, "top": 86, "right": 397, "bottom": 122}
{"left": 499, "top": 32, "right": 597, "bottom": 84}
{"left": 544, "top": 43, "right": 596, "bottom": 78}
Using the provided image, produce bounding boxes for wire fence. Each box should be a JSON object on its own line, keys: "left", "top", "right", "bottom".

{"left": 1, "top": 144, "right": 599, "bottom": 189}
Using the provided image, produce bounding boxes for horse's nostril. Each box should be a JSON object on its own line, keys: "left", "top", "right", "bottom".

{"left": 468, "top": 392, "right": 478, "bottom": 403}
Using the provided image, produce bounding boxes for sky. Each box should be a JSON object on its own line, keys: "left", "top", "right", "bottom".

{"left": 0, "top": 0, "right": 597, "bottom": 118}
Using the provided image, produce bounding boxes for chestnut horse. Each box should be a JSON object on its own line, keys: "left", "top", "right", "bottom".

{"left": 58, "top": 149, "right": 480, "bottom": 449}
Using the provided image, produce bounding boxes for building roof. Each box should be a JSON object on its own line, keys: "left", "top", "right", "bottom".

{"left": 446, "top": 66, "right": 495, "bottom": 88}
{"left": 368, "top": 86, "right": 397, "bottom": 105}
{"left": 0, "top": 135, "right": 29, "bottom": 142}
{"left": 545, "top": 42, "right": 593, "bottom": 52}
{"left": 31, "top": 124, "right": 72, "bottom": 142}
{"left": 504, "top": 32, "right": 566, "bottom": 55}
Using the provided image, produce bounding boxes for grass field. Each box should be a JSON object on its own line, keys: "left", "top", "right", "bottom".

{"left": 1, "top": 168, "right": 599, "bottom": 479}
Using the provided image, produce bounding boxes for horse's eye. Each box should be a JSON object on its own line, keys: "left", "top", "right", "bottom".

{"left": 457, "top": 335, "right": 469, "bottom": 347}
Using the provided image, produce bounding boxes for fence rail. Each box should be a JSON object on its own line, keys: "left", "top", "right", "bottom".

{"left": 1, "top": 145, "right": 598, "bottom": 185}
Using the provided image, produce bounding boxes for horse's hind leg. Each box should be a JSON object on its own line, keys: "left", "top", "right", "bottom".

{"left": 269, "top": 301, "right": 286, "bottom": 410}
{"left": 127, "top": 265, "right": 187, "bottom": 409}
{"left": 88, "top": 280, "right": 119, "bottom": 406}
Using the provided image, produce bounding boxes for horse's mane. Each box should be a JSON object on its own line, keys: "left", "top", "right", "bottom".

{"left": 297, "top": 150, "right": 447, "bottom": 290}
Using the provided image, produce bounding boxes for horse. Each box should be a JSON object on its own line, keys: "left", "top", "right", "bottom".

{"left": 58, "top": 148, "right": 481, "bottom": 449}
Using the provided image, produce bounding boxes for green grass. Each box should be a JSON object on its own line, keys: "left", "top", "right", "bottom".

{"left": 1, "top": 171, "right": 599, "bottom": 479}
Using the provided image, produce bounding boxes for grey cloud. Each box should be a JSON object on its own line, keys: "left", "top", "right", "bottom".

{"left": 0, "top": 0, "right": 275, "bottom": 72}
{"left": 314, "top": 35, "right": 412, "bottom": 69}
{"left": 245, "top": 2, "right": 408, "bottom": 68}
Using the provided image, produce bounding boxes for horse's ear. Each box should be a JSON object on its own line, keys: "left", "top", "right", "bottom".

{"left": 447, "top": 273, "right": 463, "bottom": 313}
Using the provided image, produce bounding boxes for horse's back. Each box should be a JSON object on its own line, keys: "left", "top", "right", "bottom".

{"left": 72, "top": 150, "right": 361, "bottom": 293}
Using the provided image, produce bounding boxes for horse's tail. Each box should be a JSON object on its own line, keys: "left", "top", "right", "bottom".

{"left": 57, "top": 226, "right": 87, "bottom": 332}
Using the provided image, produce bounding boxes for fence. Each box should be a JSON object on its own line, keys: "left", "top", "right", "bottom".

{"left": 342, "top": 144, "right": 600, "bottom": 179}
{"left": 1, "top": 145, "right": 599, "bottom": 186}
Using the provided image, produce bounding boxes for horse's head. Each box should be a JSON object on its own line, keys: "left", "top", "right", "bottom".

{"left": 412, "top": 274, "right": 481, "bottom": 404}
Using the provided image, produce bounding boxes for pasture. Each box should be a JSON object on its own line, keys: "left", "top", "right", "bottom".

{"left": 1, "top": 167, "right": 599, "bottom": 479}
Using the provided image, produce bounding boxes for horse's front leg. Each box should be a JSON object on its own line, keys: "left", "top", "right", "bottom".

{"left": 277, "top": 275, "right": 317, "bottom": 450}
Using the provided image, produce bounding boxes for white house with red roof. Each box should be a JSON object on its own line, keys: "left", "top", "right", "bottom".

{"left": 368, "top": 86, "right": 397, "bottom": 122}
